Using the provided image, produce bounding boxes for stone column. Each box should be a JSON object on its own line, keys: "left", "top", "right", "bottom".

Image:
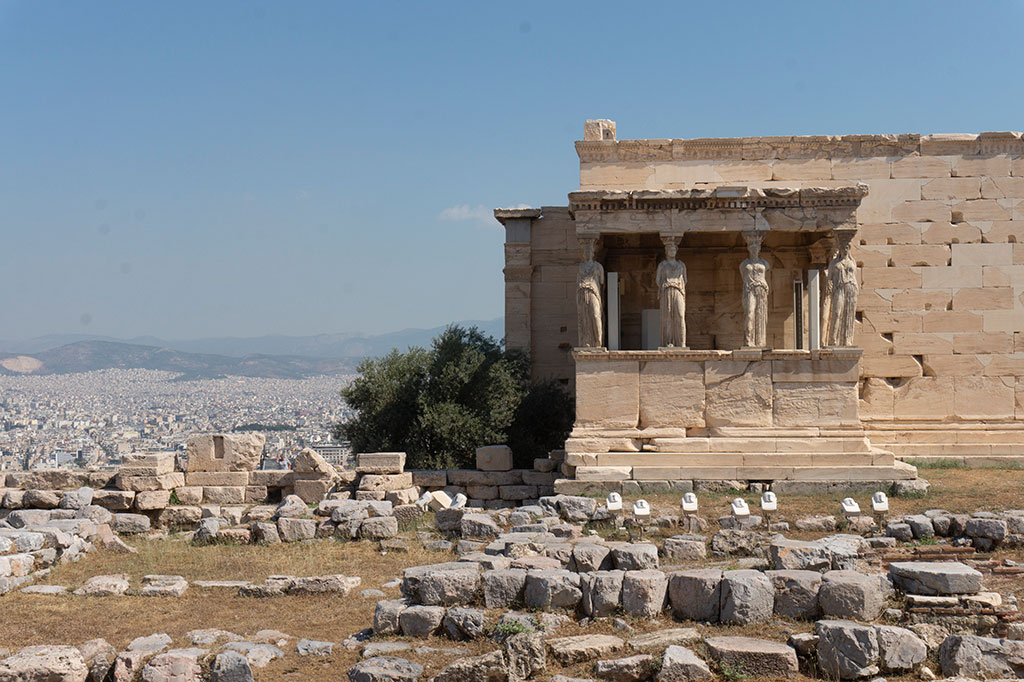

{"left": 495, "top": 209, "right": 540, "bottom": 352}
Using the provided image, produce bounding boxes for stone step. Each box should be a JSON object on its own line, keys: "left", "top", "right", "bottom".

{"left": 574, "top": 461, "right": 917, "bottom": 481}
{"left": 640, "top": 436, "right": 872, "bottom": 454}
{"left": 595, "top": 452, "right": 895, "bottom": 467}
{"left": 880, "top": 443, "right": 1024, "bottom": 457}
{"left": 892, "top": 454, "right": 1024, "bottom": 468}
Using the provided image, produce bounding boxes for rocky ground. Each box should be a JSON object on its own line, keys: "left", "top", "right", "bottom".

{"left": 0, "top": 467, "right": 1023, "bottom": 682}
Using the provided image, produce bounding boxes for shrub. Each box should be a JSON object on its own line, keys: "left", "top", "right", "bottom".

{"left": 334, "top": 325, "right": 573, "bottom": 470}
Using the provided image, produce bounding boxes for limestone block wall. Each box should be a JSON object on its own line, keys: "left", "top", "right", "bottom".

{"left": 572, "top": 351, "right": 861, "bottom": 435}
{"left": 505, "top": 131, "right": 1024, "bottom": 458}
{"left": 519, "top": 207, "right": 578, "bottom": 386}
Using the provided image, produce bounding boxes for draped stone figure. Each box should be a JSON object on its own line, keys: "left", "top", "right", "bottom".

{"left": 740, "top": 231, "right": 770, "bottom": 348}
{"left": 576, "top": 239, "right": 604, "bottom": 348}
{"left": 656, "top": 238, "right": 687, "bottom": 348}
{"left": 819, "top": 235, "right": 837, "bottom": 347}
{"left": 827, "top": 231, "right": 859, "bottom": 346}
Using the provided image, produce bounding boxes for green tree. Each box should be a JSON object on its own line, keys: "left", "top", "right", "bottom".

{"left": 334, "top": 325, "right": 572, "bottom": 470}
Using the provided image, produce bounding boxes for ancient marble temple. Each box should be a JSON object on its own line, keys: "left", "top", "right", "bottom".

{"left": 495, "top": 120, "right": 1024, "bottom": 484}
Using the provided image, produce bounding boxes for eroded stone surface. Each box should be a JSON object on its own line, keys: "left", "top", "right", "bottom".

{"left": 704, "top": 637, "right": 798, "bottom": 676}
{"left": 888, "top": 562, "right": 982, "bottom": 595}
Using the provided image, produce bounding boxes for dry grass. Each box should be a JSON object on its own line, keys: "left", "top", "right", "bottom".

{"left": 1, "top": 467, "right": 1022, "bottom": 680}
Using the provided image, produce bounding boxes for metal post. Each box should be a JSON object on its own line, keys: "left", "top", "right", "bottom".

{"left": 807, "top": 269, "right": 821, "bottom": 350}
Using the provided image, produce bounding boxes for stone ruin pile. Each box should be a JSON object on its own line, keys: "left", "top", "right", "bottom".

{"left": 0, "top": 627, "right": 323, "bottom": 682}
{"left": 0, "top": 486, "right": 132, "bottom": 595}
{"left": 350, "top": 494, "right": 1024, "bottom": 682}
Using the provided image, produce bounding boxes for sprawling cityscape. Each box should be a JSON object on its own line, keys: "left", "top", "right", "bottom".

{"left": 0, "top": 369, "right": 356, "bottom": 472}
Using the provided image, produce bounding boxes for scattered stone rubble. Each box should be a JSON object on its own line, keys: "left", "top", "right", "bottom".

{"left": 345, "top": 495, "right": 1024, "bottom": 682}
{"left": 4, "top": 440, "right": 1024, "bottom": 682}
{"left": 0, "top": 627, "right": 313, "bottom": 682}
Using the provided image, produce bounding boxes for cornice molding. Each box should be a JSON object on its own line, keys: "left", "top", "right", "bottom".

{"left": 575, "top": 132, "right": 1024, "bottom": 163}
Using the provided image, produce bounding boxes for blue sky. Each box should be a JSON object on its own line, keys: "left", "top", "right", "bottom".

{"left": 1, "top": 1, "right": 1022, "bottom": 340}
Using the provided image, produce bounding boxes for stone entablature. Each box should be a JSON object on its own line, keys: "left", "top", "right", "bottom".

{"left": 576, "top": 131, "right": 1024, "bottom": 164}
{"left": 569, "top": 185, "right": 869, "bottom": 213}
{"left": 568, "top": 186, "right": 864, "bottom": 237}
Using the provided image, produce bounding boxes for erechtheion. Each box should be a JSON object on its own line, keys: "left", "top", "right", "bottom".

{"left": 496, "top": 120, "right": 1024, "bottom": 485}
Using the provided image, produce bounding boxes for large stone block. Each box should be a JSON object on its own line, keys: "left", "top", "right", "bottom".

{"left": 769, "top": 539, "right": 832, "bottom": 572}
{"left": 953, "top": 376, "right": 1014, "bottom": 420}
{"left": 476, "top": 445, "right": 513, "bottom": 472}
{"left": 185, "top": 471, "right": 249, "bottom": 487}
{"left": 186, "top": 434, "right": 264, "bottom": 473}
{"left": 772, "top": 158, "right": 832, "bottom": 181}
{"left": 668, "top": 569, "right": 722, "bottom": 622}
{"left": 858, "top": 179, "right": 925, "bottom": 222}
{"left": 638, "top": 361, "right": 705, "bottom": 429}
{"left": 575, "top": 359, "right": 639, "bottom": 429}
{"left": 720, "top": 570, "right": 774, "bottom": 625}
{"left": 704, "top": 637, "right": 798, "bottom": 676}
{"left": 766, "top": 570, "right": 822, "bottom": 620}
{"left": 580, "top": 570, "right": 624, "bottom": 618}
{"left": 773, "top": 382, "right": 859, "bottom": 428}
{"left": 888, "top": 561, "right": 982, "bottom": 595}
{"left": 893, "top": 377, "right": 954, "bottom": 421}
{"left": 705, "top": 361, "right": 772, "bottom": 427}
{"left": 892, "top": 155, "right": 951, "bottom": 179}
{"left": 819, "top": 570, "right": 884, "bottom": 621}
{"left": 524, "top": 569, "right": 582, "bottom": 610}
{"left": 921, "top": 177, "right": 981, "bottom": 200}
{"left": 874, "top": 625, "right": 927, "bottom": 673}
{"left": 621, "top": 570, "right": 668, "bottom": 618}
{"left": 356, "top": 450, "right": 403, "bottom": 473}
{"left": 483, "top": 569, "right": 527, "bottom": 609}
{"left": 292, "top": 479, "right": 331, "bottom": 504}
{"left": 815, "top": 620, "right": 880, "bottom": 680}
{"left": 116, "top": 473, "right": 185, "bottom": 492}
{"left": 120, "top": 452, "right": 175, "bottom": 477}
{"left": 939, "top": 634, "right": 1024, "bottom": 679}
{"left": 203, "top": 486, "right": 246, "bottom": 505}
{"left": 657, "top": 645, "right": 712, "bottom": 682}
{"left": 951, "top": 242, "right": 1014, "bottom": 267}
{"left": 359, "top": 473, "right": 413, "bottom": 492}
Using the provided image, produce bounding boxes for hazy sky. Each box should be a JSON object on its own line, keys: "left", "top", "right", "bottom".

{"left": 2, "top": 1, "right": 1022, "bottom": 340}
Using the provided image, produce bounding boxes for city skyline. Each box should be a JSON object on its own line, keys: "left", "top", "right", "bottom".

{"left": 3, "top": 1, "right": 1023, "bottom": 340}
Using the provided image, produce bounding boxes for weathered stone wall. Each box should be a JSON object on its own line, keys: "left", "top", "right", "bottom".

{"left": 508, "top": 131, "right": 1024, "bottom": 459}
{"left": 522, "top": 207, "right": 578, "bottom": 387}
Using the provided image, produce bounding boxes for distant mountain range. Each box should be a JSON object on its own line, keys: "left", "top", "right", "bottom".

{"left": 0, "top": 341, "right": 358, "bottom": 379}
{"left": 0, "top": 318, "right": 505, "bottom": 379}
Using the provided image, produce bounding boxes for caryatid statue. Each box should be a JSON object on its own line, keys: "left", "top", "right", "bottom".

{"left": 819, "top": 234, "right": 838, "bottom": 347}
{"left": 827, "top": 230, "right": 859, "bottom": 347}
{"left": 740, "top": 231, "right": 770, "bottom": 348}
{"left": 656, "top": 236, "right": 687, "bottom": 348}
{"left": 576, "top": 237, "right": 604, "bottom": 348}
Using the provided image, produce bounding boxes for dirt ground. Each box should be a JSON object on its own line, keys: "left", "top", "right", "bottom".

{"left": 1, "top": 466, "right": 1023, "bottom": 681}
